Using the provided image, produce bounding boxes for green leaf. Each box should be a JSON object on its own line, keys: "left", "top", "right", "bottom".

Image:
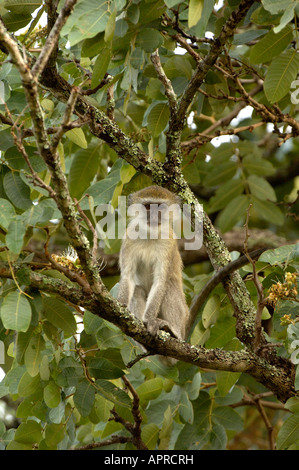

{"left": 212, "top": 406, "right": 243, "bottom": 431}
{"left": 17, "top": 371, "right": 40, "bottom": 397}
{"left": 188, "top": 0, "right": 204, "bottom": 28}
{"left": 141, "top": 423, "right": 159, "bottom": 450}
{"left": 3, "top": 171, "right": 32, "bottom": 210}
{"left": 42, "top": 297, "right": 77, "bottom": 337}
{"left": 95, "top": 379, "right": 131, "bottom": 408}
{"left": 250, "top": 24, "right": 293, "bottom": 64}
{"left": 73, "top": 380, "right": 95, "bottom": 417}
{"left": 95, "top": 394, "right": 114, "bottom": 421}
{"left": 0, "top": 291, "right": 32, "bottom": 333}
{"left": 0, "top": 198, "right": 15, "bottom": 230}
{"left": 6, "top": 219, "right": 26, "bottom": 254}
{"left": 19, "top": 204, "right": 44, "bottom": 228}
{"left": 83, "top": 310, "right": 103, "bottom": 335}
{"left": 14, "top": 420, "right": 43, "bottom": 445}
{"left": 264, "top": 50, "right": 299, "bottom": 103}
{"left": 81, "top": 173, "right": 120, "bottom": 209}
{"left": 1, "top": 11, "right": 32, "bottom": 32}
{"left": 179, "top": 390, "right": 194, "bottom": 424}
{"left": 262, "top": 0, "right": 294, "bottom": 14}
{"left": 158, "top": 405, "right": 173, "bottom": 450}
{"left": 4, "top": 146, "right": 46, "bottom": 172}
{"left": 247, "top": 174, "right": 276, "bottom": 201}
{"left": 39, "top": 355, "right": 50, "bottom": 381}
{"left": 136, "top": 377, "right": 164, "bottom": 404}
{"left": 91, "top": 46, "right": 112, "bottom": 89}
{"left": 62, "top": 0, "right": 110, "bottom": 46}
{"left": 205, "top": 316, "right": 236, "bottom": 349}
{"left": 164, "top": 55, "right": 193, "bottom": 79}
{"left": 139, "top": 0, "right": 166, "bottom": 25}
{"left": 56, "top": 356, "right": 83, "bottom": 387}
{"left": 242, "top": 155, "right": 275, "bottom": 176}
{"left": 217, "top": 195, "right": 249, "bottom": 233}
{"left": 104, "top": 10, "right": 116, "bottom": 42}
{"left": 277, "top": 413, "right": 299, "bottom": 449}
{"left": 147, "top": 103, "right": 170, "bottom": 137}
{"left": 204, "top": 161, "right": 236, "bottom": 186}
{"left": 202, "top": 296, "right": 220, "bottom": 329}
{"left": 208, "top": 179, "right": 244, "bottom": 214}
{"left": 216, "top": 368, "right": 242, "bottom": 397}
{"left": 259, "top": 244, "right": 297, "bottom": 264}
{"left": 190, "top": 0, "right": 214, "bottom": 37}
{"left": 87, "top": 357, "right": 124, "bottom": 380}
{"left": 24, "top": 334, "right": 45, "bottom": 377}
{"left": 233, "top": 29, "right": 268, "bottom": 45}
{"left": 4, "top": 0, "right": 42, "bottom": 15}
{"left": 136, "top": 28, "right": 163, "bottom": 52}
{"left": 186, "top": 372, "right": 202, "bottom": 401}
{"left": 44, "top": 423, "right": 65, "bottom": 448}
{"left": 44, "top": 381, "right": 61, "bottom": 408}
{"left": 273, "top": 4, "right": 295, "bottom": 33}
{"left": 68, "top": 144, "right": 102, "bottom": 199}
{"left": 251, "top": 196, "right": 284, "bottom": 225}
{"left": 65, "top": 128, "right": 88, "bottom": 149}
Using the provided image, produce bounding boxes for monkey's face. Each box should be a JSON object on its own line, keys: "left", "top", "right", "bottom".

{"left": 127, "top": 199, "right": 180, "bottom": 240}
{"left": 143, "top": 202, "right": 168, "bottom": 227}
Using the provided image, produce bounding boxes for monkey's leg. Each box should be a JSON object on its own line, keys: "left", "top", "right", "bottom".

{"left": 159, "top": 285, "right": 189, "bottom": 340}
{"left": 129, "top": 285, "right": 147, "bottom": 321}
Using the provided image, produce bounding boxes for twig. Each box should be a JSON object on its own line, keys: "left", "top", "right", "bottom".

{"left": 175, "top": 0, "right": 257, "bottom": 127}
{"left": 188, "top": 247, "right": 267, "bottom": 334}
{"left": 106, "top": 83, "right": 115, "bottom": 120}
{"left": 73, "top": 435, "right": 131, "bottom": 450}
{"left": 122, "top": 376, "right": 145, "bottom": 448}
{"left": 110, "top": 376, "right": 148, "bottom": 451}
{"left": 31, "top": 0, "right": 78, "bottom": 78}
{"left": 256, "top": 398, "right": 276, "bottom": 450}
{"left": 244, "top": 205, "right": 265, "bottom": 351}
{"left": 7, "top": 256, "right": 33, "bottom": 299}
{"left": 44, "top": 228, "right": 92, "bottom": 293}
{"left": 126, "top": 351, "right": 152, "bottom": 368}
{"left": 181, "top": 83, "right": 263, "bottom": 151}
{"left": 2, "top": 102, "right": 56, "bottom": 199}
{"left": 74, "top": 198, "right": 98, "bottom": 263}
{"left": 150, "top": 49, "right": 177, "bottom": 116}
{"left": 50, "top": 86, "right": 83, "bottom": 151}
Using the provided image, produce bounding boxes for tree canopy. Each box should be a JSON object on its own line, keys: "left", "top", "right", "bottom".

{"left": 0, "top": 0, "right": 299, "bottom": 451}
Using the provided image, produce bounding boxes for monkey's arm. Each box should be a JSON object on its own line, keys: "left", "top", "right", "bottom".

{"left": 188, "top": 247, "right": 267, "bottom": 330}
{"left": 117, "top": 276, "right": 135, "bottom": 306}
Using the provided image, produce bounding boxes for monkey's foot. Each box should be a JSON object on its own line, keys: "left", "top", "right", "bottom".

{"left": 145, "top": 318, "right": 176, "bottom": 337}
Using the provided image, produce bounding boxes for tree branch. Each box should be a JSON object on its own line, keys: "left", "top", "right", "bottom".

{"left": 31, "top": 0, "right": 78, "bottom": 79}
{"left": 0, "top": 261, "right": 295, "bottom": 402}
{"left": 0, "top": 20, "right": 104, "bottom": 295}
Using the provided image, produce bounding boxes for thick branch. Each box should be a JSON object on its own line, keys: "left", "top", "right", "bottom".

{"left": 0, "top": 20, "right": 104, "bottom": 295}
{"left": 0, "top": 261, "right": 295, "bottom": 402}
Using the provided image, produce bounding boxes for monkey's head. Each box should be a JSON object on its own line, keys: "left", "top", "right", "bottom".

{"left": 127, "top": 186, "right": 181, "bottom": 240}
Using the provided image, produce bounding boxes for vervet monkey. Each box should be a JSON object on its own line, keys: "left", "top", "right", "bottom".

{"left": 117, "top": 185, "right": 189, "bottom": 343}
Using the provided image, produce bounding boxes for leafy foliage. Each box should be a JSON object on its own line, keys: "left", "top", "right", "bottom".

{"left": 0, "top": 0, "right": 299, "bottom": 452}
